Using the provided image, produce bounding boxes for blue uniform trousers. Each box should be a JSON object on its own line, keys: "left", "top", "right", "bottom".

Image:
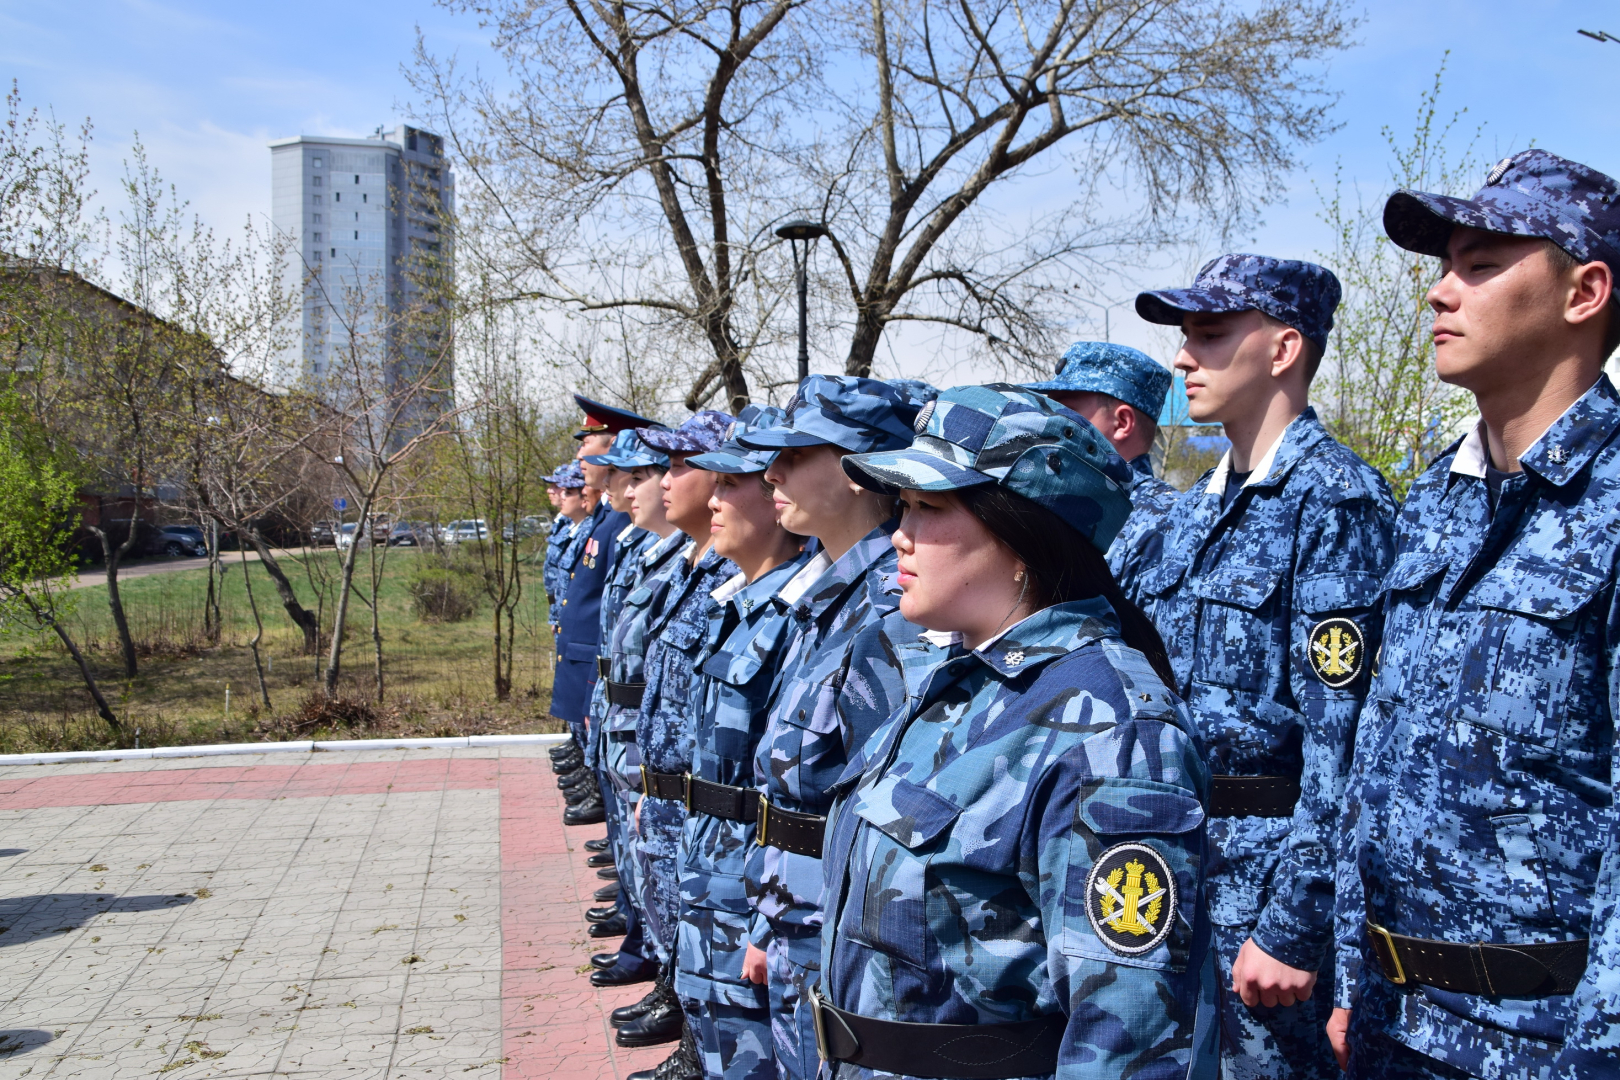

{"left": 1211, "top": 922, "right": 1338, "bottom": 1079}
{"left": 682, "top": 998, "right": 774, "bottom": 1080}
{"left": 637, "top": 797, "right": 685, "bottom": 963}
{"left": 765, "top": 931, "right": 821, "bottom": 1080}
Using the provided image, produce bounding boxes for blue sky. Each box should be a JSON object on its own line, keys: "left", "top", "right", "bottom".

{"left": 3, "top": 0, "right": 1617, "bottom": 371}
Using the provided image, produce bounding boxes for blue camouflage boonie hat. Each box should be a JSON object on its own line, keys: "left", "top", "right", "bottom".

{"left": 1136, "top": 254, "right": 1343, "bottom": 352}
{"left": 637, "top": 409, "right": 733, "bottom": 456}
{"left": 1383, "top": 149, "right": 1620, "bottom": 287}
{"left": 842, "top": 383, "right": 1134, "bottom": 551}
{"left": 581, "top": 428, "right": 670, "bottom": 471}
{"left": 548, "top": 460, "right": 586, "bottom": 489}
{"left": 688, "top": 405, "right": 787, "bottom": 474}
{"left": 1025, "top": 341, "right": 1172, "bottom": 419}
{"left": 734, "top": 375, "right": 926, "bottom": 454}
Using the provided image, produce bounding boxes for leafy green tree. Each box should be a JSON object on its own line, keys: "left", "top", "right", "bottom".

{"left": 0, "top": 387, "right": 119, "bottom": 730}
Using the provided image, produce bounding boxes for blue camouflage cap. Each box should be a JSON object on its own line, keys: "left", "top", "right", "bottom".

{"left": 842, "top": 383, "right": 1134, "bottom": 550}
{"left": 1025, "top": 341, "right": 1172, "bottom": 419}
{"left": 734, "top": 374, "right": 927, "bottom": 454}
{"left": 1136, "top": 254, "right": 1342, "bottom": 352}
{"left": 581, "top": 428, "right": 670, "bottom": 471}
{"left": 1383, "top": 149, "right": 1620, "bottom": 287}
{"left": 688, "top": 404, "right": 787, "bottom": 474}
{"left": 547, "top": 460, "right": 586, "bottom": 489}
{"left": 636, "top": 409, "right": 734, "bottom": 456}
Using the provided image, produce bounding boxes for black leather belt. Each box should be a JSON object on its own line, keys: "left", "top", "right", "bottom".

{"left": 1366, "top": 921, "right": 1588, "bottom": 998}
{"left": 809, "top": 987, "right": 1063, "bottom": 1080}
{"left": 641, "top": 767, "right": 688, "bottom": 802}
{"left": 606, "top": 680, "right": 645, "bottom": 708}
{"left": 607, "top": 729, "right": 636, "bottom": 743}
{"left": 757, "top": 798, "right": 825, "bottom": 857}
{"left": 687, "top": 777, "right": 757, "bottom": 823}
{"left": 1210, "top": 775, "right": 1300, "bottom": 817}
{"left": 596, "top": 657, "right": 611, "bottom": 678}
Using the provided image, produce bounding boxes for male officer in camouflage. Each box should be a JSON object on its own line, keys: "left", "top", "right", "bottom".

{"left": 1334, "top": 149, "right": 1620, "bottom": 1079}
{"left": 1132, "top": 255, "right": 1395, "bottom": 1078}
{"left": 1025, "top": 340, "right": 1177, "bottom": 594}
{"left": 544, "top": 462, "right": 588, "bottom": 632}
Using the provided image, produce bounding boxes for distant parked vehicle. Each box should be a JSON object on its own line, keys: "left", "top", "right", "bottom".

{"left": 441, "top": 519, "right": 489, "bottom": 544}
{"left": 335, "top": 523, "right": 361, "bottom": 550}
{"left": 388, "top": 521, "right": 436, "bottom": 547}
{"left": 309, "top": 521, "right": 338, "bottom": 546}
{"left": 501, "top": 516, "right": 547, "bottom": 542}
{"left": 149, "top": 525, "right": 209, "bottom": 558}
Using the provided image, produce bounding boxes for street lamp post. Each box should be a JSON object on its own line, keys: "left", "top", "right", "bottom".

{"left": 1578, "top": 28, "right": 1617, "bottom": 42}
{"left": 775, "top": 220, "right": 830, "bottom": 382}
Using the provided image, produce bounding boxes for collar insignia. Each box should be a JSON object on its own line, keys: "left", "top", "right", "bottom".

{"left": 1004, "top": 649, "right": 1024, "bottom": 667}
{"left": 1548, "top": 446, "right": 1567, "bottom": 464}
{"left": 1308, "top": 617, "right": 1365, "bottom": 689}
{"left": 1086, "top": 842, "right": 1176, "bottom": 956}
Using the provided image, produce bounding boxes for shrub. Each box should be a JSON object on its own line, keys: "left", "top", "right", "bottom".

{"left": 405, "top": 568, "right": 476, "bottom": 623}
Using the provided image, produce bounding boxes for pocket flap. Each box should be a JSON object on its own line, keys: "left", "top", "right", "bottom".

{"left": 1077, "top": 778, "right": 1205, "bottom": 836}
{"left": 565, "top": 640, "right": 600, "bottom": 662}
{"left": 1385, "top": 551, "right": 1449, "bottom": 593}
{"left": 1194, "top": 564, "right": 1283, "bottom": 612}
{"left": 1139, "top": 559, "right": 1188, "bottom": 599}
{"left": 851, "top": 776, "right": 961, "bottom": 850}
{"left": 1474, "top": 557, "right": 1605, "bottom": 621}
{"left": 700, "top": 617, "right": 792, "bottom": 687}
{"left": 1296, "top": 571, "right": 1381, "bottom": 615}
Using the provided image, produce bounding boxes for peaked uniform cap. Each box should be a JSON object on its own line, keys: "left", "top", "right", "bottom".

{"left": 581, "top": 428, "right": 670, "bottom": 470}
{"left": 573, "top": 394, "right": 665, "bottom": 440}
{"left": 734, "top": 374, "right": 927, "bottom": 454}
{"left": 636, "top": 409, "right": 734, "bottom": 455}
{"left": 688, "top": 404, "right": 788, "bottom": 474}
{"left": 1383, "top": 149, "right": 1620, "bottom": 287}
{"left": 1025, "top": 341, "right": 1172, "bottom": 419}
{"left": 843, "top": 382, "right": 1134, "bottom": 550}
{"left": 1136, "top": 254, "right": 1342, "bottom": 352}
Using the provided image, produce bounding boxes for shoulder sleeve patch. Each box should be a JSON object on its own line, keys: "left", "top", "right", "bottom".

{"left": 1307, "top": 616, "right": 1365, "bottom": 688}
{"left": 1086, "top": 842, "right": 1177, "bottom": 956}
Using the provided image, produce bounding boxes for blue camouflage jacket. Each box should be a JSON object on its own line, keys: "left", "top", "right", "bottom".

{"left": 678, "top": 551, "right": 813, "bottom": 1005}
{"left": 1339, "top": 377, "right": 1620, "bottom": 1078}
{"left": 1137, "top": 408, "right": 1394, "bottom": 971}
{"left": 746, "top": 525, "right": 914, "bottom": 943}
{"left": 601, "top": 531, "right": 688, "bottom": 739}
{"left": 637, "top": 542, "right": 739, "bottom": 776}
{"left": 544, "top": 516, "right": 579, "bottom": 627}
{"left": 584, "top": 522, "right": 657, "bottom": 749}
{"left": 820, "top": 600, "right": 1218, "bottom": 1080}
{"left": 1108, "top": 454, "right": 1181, "bottom": 605}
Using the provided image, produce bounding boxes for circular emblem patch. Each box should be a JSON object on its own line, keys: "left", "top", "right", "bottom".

{"left": 1085, "top": 842, "right": 1176, "bottom": 956}
{"left": 1308, "top": 617, "right": 1365, "bottom": 689}
{"left": 913, "top": 399, "right": 936, "bottom": 433}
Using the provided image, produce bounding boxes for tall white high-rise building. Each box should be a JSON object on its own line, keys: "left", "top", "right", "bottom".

{"left": 269, "top": 126, "right": 454, "bottom": 397}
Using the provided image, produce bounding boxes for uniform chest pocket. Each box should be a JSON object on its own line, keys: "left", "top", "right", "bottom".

{"left": 1193, "top": 564, "right": 1284, "bottom": 691}
{"left": 1139, "top": 559, "right": 1187, "bottom": 601}
{"left": 1465, "top": 556, "right": 1606, "bottom": 747}
{"left": 839, "top": 777, "right": 961, "bottom": 979}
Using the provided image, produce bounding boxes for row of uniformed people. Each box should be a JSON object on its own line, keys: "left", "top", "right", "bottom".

{"left": 544, "top": 144, "right": 1620, "bottom": 1080}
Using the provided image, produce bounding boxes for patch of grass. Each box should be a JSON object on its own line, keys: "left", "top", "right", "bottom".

{"left": 0, "top": 548, "right": 564, "bottom": 752}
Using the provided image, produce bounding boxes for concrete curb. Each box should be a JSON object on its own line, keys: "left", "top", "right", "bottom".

{"left": 0, "top": 732, "right": 569, "bottom": 766}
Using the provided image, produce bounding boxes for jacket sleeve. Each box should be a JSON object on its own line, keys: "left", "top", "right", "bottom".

{"left": 1252, "top": 489, "right": 1393, "bottom": 972}
{"left": 1041, "top": 718, "right": 1215, "bottom": 1080}
{"left": 1552, "top": 587, "right": 1620, "bottom": 1076}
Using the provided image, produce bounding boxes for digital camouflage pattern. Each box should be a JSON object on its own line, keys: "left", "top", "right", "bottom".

{"left": 585, "top": 521, "right": 652, "bottom": 772}
{"left": 636, "top": 541, "right": 738, "bottom": 961}
{"left": 819, "top": 599, "right": 1219, "bottom": 1080}
{"left": 1107, "top": 455, "right": 1181, "bottom": 599}
{"left": 638, "top": 409, "right": 736, "bottom": 455}
{"left": 843, "top": 383, "right": 1135, "bottom": 551}
{"left": 1026, "top": 340, "right": 1172, "bottom": 420}
{"left": 543, "top": 514, "right": 577, "bottom": 630}
{"left": 1135, "top": 408, "right": 1394, "bottom": 1078}
{"left": 1383, "top": 149, "right": 1620, "bottom": 281}
{"left": 1135, "top": 254, "right": 1343, "bottom": 352}
{"left": 676, "top": 552, "right": 810, "bottom": 1080}
{"left": 1339, "top": 377, "right": 1620, "bottom": 1079}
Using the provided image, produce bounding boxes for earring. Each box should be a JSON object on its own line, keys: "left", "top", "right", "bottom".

{"left": 1014, "top": 569, "right": 1025, "bottom": 582}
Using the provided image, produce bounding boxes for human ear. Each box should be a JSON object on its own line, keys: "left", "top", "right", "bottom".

{"left": 1271, "top": 326, "right": 1305, "bottom": 380}
{"left": 1112, "top": 402, "right": 1136, "bottom": 445}
{"left": 1566, "top": 260, "right": 1615, "bottom": 330}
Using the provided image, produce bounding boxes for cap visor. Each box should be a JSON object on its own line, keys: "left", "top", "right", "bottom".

{"left": 842, "top": 448, "right": 993, "bottom": 494}
{"left": 687, "top": 449, "right": 770, "bottom": 474}
{"left": 1382, "top": 189, "right": 1530, "bottom": 258}
{"left": 733, "top": 427, "right": 829, "bottom": 450}
{"left": 1134, "top": 287, "right": 1250, "bottom": 327}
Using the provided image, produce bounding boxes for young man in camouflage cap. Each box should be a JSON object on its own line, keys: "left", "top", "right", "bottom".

{"left": 1334, "top": 149, "right": 1620, "bottom": 1080}
{"left": 1132, "top": 254, "right": 1395, "bottom": 1079}
{"left": 1025, "top": 340, "right": 1177, "bottom": 597}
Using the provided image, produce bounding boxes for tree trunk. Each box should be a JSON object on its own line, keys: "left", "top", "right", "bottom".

{"left": 90, "top": 518, "right": 141, "bottom": 678}
{"left": 238, "top": 546, "right": 272, "bottom": 709}
{"left": 323, "top": 513, "right": 366, "bottom": 697}
{"left": 368, "top": 539, "right": 386, "bottom": 703}
{"left": 250, "top": 533, "right": 320, "bottom": 654}
{"left": 492, "top": 606, "right": 510, "bottom": 702}
{"left": 33, "top": 599, "right": 120, "bottom": 732}
{"left": 844, "top": 304, "right": 887, "bottom": 378}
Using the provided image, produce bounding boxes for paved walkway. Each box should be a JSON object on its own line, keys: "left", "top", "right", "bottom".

{"left": 0, "top": 747, "right": 666, "bottom": 1079}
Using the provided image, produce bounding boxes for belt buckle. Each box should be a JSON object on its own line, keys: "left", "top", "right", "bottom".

{"left": 684, "top": 774, "right": 693, "bottom": 812}
{"left": 640, "top": 764, "right": 650, "bottom": 797}
{"left": 1366, "top": 920, "right": 1407, "bottom": 985}
{"left": 757, "top": 795, "right": 770, "bottom": 840}
{"left": 807, "top": 984, "right": 829, "bottom": 1062}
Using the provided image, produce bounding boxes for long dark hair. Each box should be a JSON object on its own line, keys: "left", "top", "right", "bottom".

{"left": 956, "top": 484, "right": 1175, "bottom": 686}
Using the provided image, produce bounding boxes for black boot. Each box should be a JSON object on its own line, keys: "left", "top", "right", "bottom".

{"left": 584, "top": 838, "right": 610, "bottom": 853}
{"left": 549, "top": 740, "right": 578, "bottom": 761}
{"left": 564, "top": 792, "right": 606, "bottom": 825}
{"left": 595, "top": 866, "right": 619, "bottom": 881}
{"left": 627, "top": 1016, "right": 701, "bottom": 1079}
{"left": 588, "top": 913, "right": 627, "bottom": 937}
{"left": 551, "top": 748, "right": 585, "bottom": 774}
{"left": 585, "top": 904, "right": 619, "bottom": 923}
{"left": 594, "top": 883, "right": 620, "bottom": 902}
{"left": 563, "top": 781, "right": 596, "bottom": 808}
{"left": 611, "top": 983, "right": 662, "bottom": 1027}
{"left": 592, "top": 951, "right": 621, "bottom": 970}
{"left": 615, "top": 976, "right": 683, "bottom": 1047}
{"left": 559, "top": 767, "right": 594, "bottom": 792}
{"left": 586, "top": 852, "right": 615, "bottom": 868}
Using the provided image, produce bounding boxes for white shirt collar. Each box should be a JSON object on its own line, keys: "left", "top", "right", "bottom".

{"left": 777, "top": 550, "right": 833, "bottom": 606}
{"left": 710, "top": 571, "right": 749, "bottom": 603}
{"left": 1451, "top": 419, "right": 1489, "bottom": 479}
{"left": 1204, "top": 419, "right": 1291, "bottom": 497}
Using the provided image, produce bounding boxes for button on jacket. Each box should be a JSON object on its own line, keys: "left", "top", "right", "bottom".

{"left": 820, "top": 600, "right": 1218, "bottom": 1080}
{"left": 1137, "top": 408, "right": 1393, "bottom": 972}
{"left": 745, "top": 525, "right": 913, "bottom": 943}
{"left": 1108, "top": 453, "right": 1181, "bottom": 601}
{"left": 677, "top": 552, "right": 812, "bottom": 1008}
{"left": 1339, "top": 377, "right": 1620, "bottom": 1078}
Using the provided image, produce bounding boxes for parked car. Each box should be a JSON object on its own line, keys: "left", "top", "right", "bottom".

{"left": 334, "top": 523, "right": 361, "bottom": 550}
{"left": 149, "top": 525, "right": 209, "bottom": 558}
{"left": 441, "top": 519, "right": 489, "bottom": 544}
{"left": 309, "top": 521, "right": 338, "bottom": 546}
{"left": 388, "top": 521, "right": 436, "bottom": 547}
{"left": 501, "top": 516, "right": 547, "bottom": 542}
